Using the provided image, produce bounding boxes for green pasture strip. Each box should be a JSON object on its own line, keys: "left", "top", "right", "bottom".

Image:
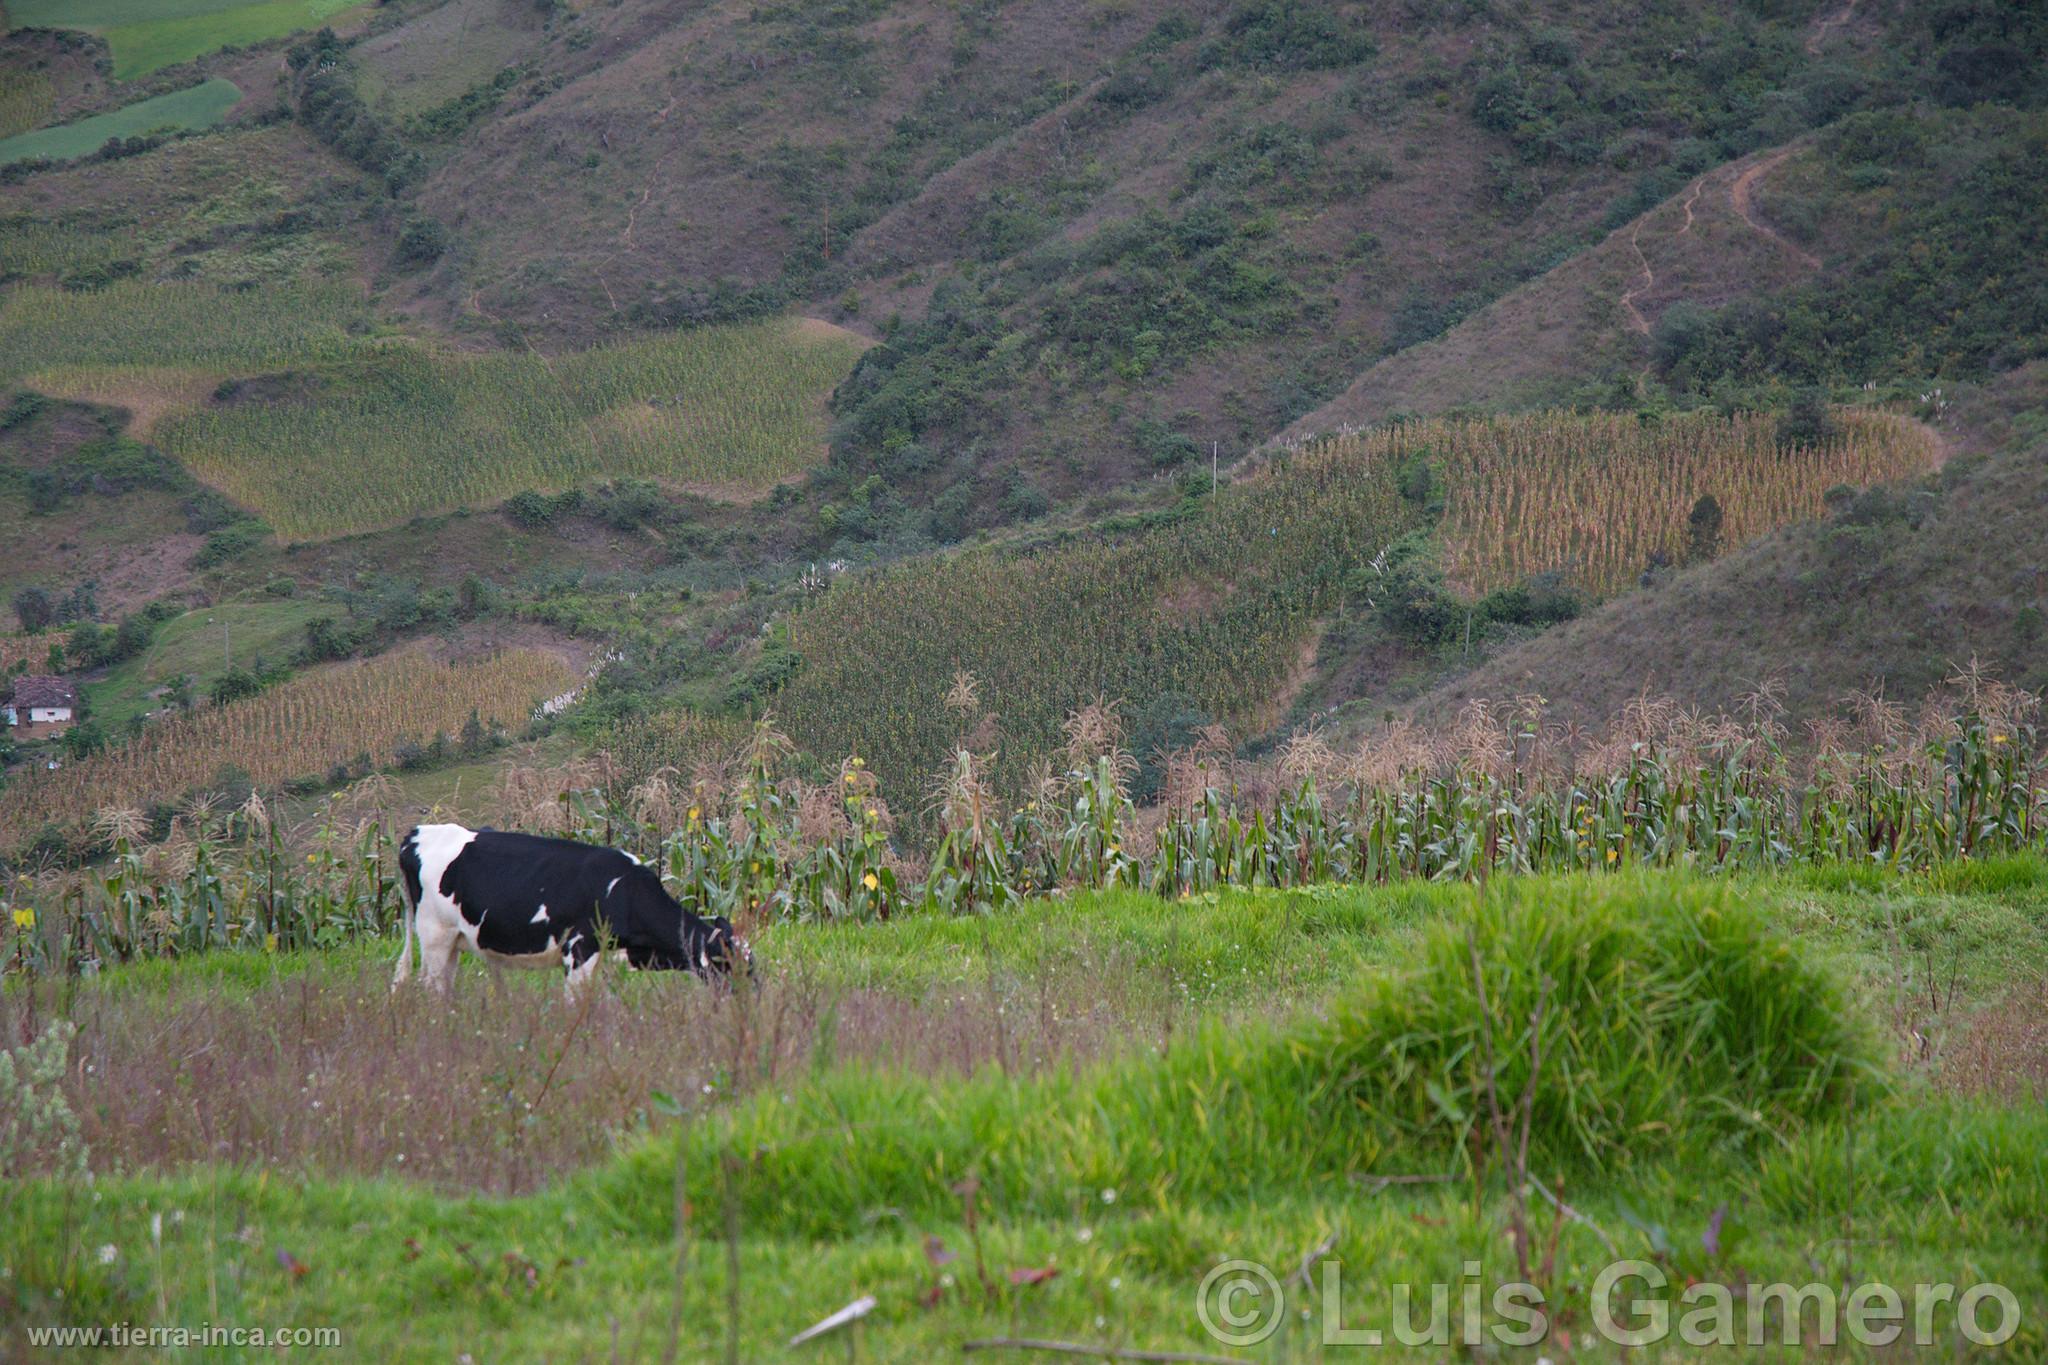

{"left": 6, "top": 1108, "right": 2044, "bottom": 1361}
{"left": 103, "top": 0, "right": 366, "bottom": 78}
{"left": 0, "top": 78, "right": 240, "bottom": 165}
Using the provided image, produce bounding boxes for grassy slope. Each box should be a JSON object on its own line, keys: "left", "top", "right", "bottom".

{"left": 1280, "top": 141, "right": 1825, "bottom": 431}
{"left": 4, "top": 865, "right": 2045, "bottom": 1360}
{"left": 80, "top": 598, "right": 329, "bottom": 730}
{"left": 416, "top": 0, "right": 1885, "bottom": 486}
{"left": 0, "top": 78, "right": 243, "bottom": 165}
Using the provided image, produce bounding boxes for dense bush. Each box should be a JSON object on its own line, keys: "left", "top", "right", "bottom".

{"left": 1660, "top": 109, "right": 2048, "bottom": 391}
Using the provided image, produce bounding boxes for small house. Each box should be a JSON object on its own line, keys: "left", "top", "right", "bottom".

{"left": 3, "top": 674, "right": 76, "bottom": 731}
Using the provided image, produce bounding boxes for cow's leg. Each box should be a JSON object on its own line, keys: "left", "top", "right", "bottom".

{"left": 389, "top": 891, "right": 417, "bottom": 990}
{"left": 561, "top": 931, "right": 600, "bottom": 1001}
{"left": 418, "top": 918, "right": 462, "bottom": 996}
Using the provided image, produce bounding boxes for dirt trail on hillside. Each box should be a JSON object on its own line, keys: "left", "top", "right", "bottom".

{"left": 1619, "top": 219, "right": 1654, "bottom": 336}
{"left": 1806, "top": 0, "right": 1859, "bottom": 53}
{"left": 1620, "top": 153, "right": 1817, "bottom": 343}
{"left": 1730, "top": 148, "right": 1820, "bottom": 268}
{"left": 1675, "top": 177, "right": 1702, "bottom": 238}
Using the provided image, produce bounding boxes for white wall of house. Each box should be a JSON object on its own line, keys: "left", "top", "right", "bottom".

{"left": 30, "top": 706, "right": 72, "bottom": 724}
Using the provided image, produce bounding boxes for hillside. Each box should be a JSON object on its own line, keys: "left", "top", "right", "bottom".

{"left": 395, "top": 0, "right": 1949, "bottom": 514}
{"left": 1412, "top": 363, "right": 2048, "bottom": 732}
{"left": 0, "top": 0, "right": 2045, "bottom": 852}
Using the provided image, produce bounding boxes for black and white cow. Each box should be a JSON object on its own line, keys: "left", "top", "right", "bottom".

{"left": 392, "top": 823, "right": 749, "bottom": 993}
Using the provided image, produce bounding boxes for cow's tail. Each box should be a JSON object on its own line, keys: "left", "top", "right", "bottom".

{"left": 391, "top": 826, "right": 424, "bottom": 990}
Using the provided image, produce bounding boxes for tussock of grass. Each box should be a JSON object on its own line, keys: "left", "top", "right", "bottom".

{"left": 606, "top": 876, "right": 1874, "bottom": 1240}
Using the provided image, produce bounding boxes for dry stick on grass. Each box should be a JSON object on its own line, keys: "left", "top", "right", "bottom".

{"left": 1527, "top": 1177, "right": 1617, "bottom": 1258}
{"left": 1290, "top": 1228, "right": 1341, "bottom": 1289}
{"left": 1348, "top": 1172, "right": 1456, "bottom": 1192}
{"left": 962, "top": 1341, "right": 1248, "bottom": 1364}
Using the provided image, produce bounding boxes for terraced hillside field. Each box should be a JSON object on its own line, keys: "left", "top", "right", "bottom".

{"left": 775, "top": 407, "right": 1934, "bottom": 809}
{"left": 156, "top": 318, "right": 869, "bottom": 536}
{"left": 0, "top": 648, "right": 573, "bottom": 834}
{"left": 0, "top": 282, "right": 868, "bottom": 536}
{"left": 1322, "top": 408, "right": 1941, "bottom": 597}
{"left": 779, "top": 442, "right": 1410, "bottom": 811}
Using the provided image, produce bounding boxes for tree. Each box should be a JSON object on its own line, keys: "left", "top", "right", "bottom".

{"left": 209, "top": 667, "right": 262, "bottom": 706}
{"left": 1777, "top": 388, "right": 1838, "bottom": 449}
{"left": 1686, "top": 494, "right": 1724, "bottom": 564}
{"left": 61, "top": 719, "right": 106, "bottom": 761}
{"left": 12, "top": 586, "right": 54, "bottom": 633}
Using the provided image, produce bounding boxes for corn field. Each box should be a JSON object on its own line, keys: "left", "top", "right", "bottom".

{"left": 0, "top": 634, "right": 56, "bottom": 671}
{"left": 779, "top": 439, "right": 1410, "bottom": 820}
{"left": 0, "top": 279, "right": 369, "bottom": 383}
{"left": 1311, "top": 409, "right": 1939, "bottom": 597}
{"left": 6, "top": 674, "right": 2042, "bottom": 973}
{"left": 0, "top": 649, "right": 573, "bottom": 835}
{"left": 155, "top": 319, "right": 867, "bottom": 536}
{"left": 0, "top": 71, "right": 54, "bottom": 140}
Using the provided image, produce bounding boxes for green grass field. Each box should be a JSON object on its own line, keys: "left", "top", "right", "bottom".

{"left": 0, "top": 77, "right": 241, "bottom": 165}
{"left": 3, "top": 866, "right": 2043, "bottom": 1360}
{"left": 7, "top": 0, "right": 365, "bottom": 78}
{"left": 1, "top": 294, "right": 865, "bottom": 538}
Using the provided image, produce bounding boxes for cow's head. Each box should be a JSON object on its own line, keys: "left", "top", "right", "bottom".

{"left": 696, "top": 914, "right": 752, "bottom": 978}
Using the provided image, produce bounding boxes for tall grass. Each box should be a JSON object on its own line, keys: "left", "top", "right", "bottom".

{"left": 0, "top": 649, "right": 573, "bottom": 833}
{"left": 1307, "top": 409, "right": 1938, "bottom": 596}
{"left": 155, "top": 320, "right": 867, "bottom": 535}
{"left": 599, "top": 875, "right": 1872, "bottom": 1240}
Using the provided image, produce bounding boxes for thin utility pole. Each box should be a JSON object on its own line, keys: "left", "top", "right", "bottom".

{"left": 1211, "top": 442, "right": 1218, "bottom": 517}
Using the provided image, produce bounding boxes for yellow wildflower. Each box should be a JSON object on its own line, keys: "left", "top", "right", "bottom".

{"left": 1605, "top": 849, "right": 1619, "bottom": 864}
{"left": 688, "top": 806, "right": 701, "bottom": 822}
{"left": 866, "top": 807, "right": 878, "bottom": 820}
{"left": 11, "top": 908, "right": 33, "bottom": 930}
{"left": 844, "top": 771, "right": 858, "bottom": 785}
{"left": 1991, "top": 734, "right": 2009, "bottom": 745}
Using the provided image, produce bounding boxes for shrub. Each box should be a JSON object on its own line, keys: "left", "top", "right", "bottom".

{"left": 394, "top": 216, "right": 451, "bottom": 267}
{"left": 0, "top": 1022, "right": 88, "bottom": 1182}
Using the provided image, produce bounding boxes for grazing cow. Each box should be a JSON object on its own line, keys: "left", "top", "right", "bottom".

{"left": 392, "top": 824, "right": 749, "bottom": 993}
